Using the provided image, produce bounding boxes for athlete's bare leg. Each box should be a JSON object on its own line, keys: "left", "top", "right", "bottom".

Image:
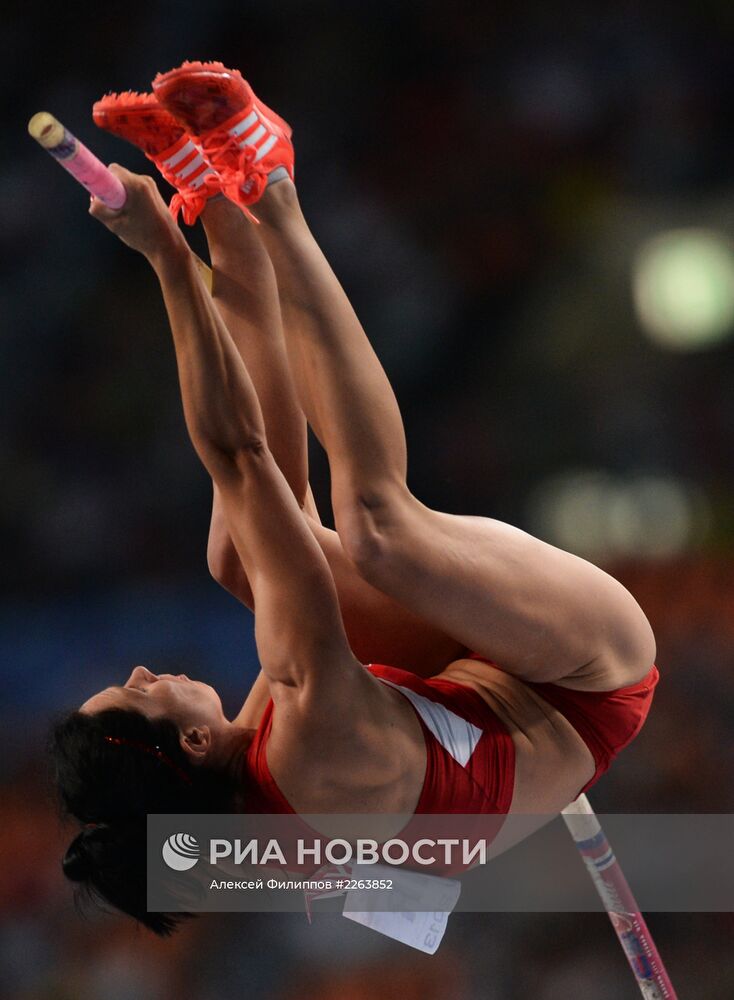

{"left": 201, "top": 197, "right": 305, "bottom": 609}
{"left": 200, "top": 197, "right": 465, "bottom": 675}
{"left": 251, "top": 181, "right": 655, "bottom": 690}
{"left": 203, "top": 197, "right": 308, "bottom": 503}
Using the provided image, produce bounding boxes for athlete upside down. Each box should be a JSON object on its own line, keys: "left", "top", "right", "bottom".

{"left": 52, "top": 63, "right": 657, "bottom": 934}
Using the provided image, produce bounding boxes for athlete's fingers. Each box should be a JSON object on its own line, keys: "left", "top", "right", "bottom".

{"left": 89, "top": 193, "right": 123, "bottom": 223}
{"left": 107, "top": 162, "right": 138, "bottom": 184}
{"left": 89, "top": 165, "right": 153, "bottom": 218}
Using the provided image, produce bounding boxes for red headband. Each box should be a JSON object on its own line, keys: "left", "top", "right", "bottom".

{"left": 104, "top": 735, "right": 193, "bottom": 785}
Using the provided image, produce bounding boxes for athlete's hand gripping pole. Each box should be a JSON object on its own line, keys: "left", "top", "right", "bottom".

{"left": 562, "top": 794, "right": 678, "bottom": 999}
{"left": 27, "top": 112, "right": 213, "bottom": 291}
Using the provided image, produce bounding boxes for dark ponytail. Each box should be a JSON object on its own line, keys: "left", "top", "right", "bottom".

{"left": 51, "top": 708, "right": 235, "bottom": 935}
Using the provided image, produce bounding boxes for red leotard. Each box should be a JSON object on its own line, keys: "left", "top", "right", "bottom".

{"left": 243, "top": 661, "right": 658, "bottom": 816}
{"left": 245, "top": 664, "right": 515, "bottom": 816}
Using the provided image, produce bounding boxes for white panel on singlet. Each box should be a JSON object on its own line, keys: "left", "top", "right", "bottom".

{"left": 380, "top": 679, "right": 483, "bottom": 767}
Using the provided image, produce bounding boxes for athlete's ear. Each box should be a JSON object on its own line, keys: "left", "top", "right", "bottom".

{"left": 180, "top": 726, "right": 212, "bottom": 764}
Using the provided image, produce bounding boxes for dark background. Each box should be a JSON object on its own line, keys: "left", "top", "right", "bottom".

{"left": 2, "top": 2, "right": 733, "bottom": 996}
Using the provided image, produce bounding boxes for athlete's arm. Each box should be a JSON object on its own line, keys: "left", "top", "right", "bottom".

{"left": 209, "top": 483, "right": 332, "bottom": 728}
{"left": 90, "top": 168, "right": 366, "bottom": 707}
{"left": 207, "top": 482, "right": 323, "bottom": 612}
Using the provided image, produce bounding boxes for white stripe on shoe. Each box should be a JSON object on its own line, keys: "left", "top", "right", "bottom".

{"left": 162, "top": 139, "right": 199, "bottom": 170}
{"left": 240, "top": 123, "right": 267, "bottom": 146}
{"left": 177, "top": 152, "right": 207, "bottom": 179}
{"left": 229, "top": 110, "right": 258, "bottom": 137}
{"left": 254, "top": 134, "right": 278, "bottom": 162}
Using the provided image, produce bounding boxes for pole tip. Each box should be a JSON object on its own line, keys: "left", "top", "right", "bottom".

{"left": 28, "top": 112, "right": 64, "bottom": 148}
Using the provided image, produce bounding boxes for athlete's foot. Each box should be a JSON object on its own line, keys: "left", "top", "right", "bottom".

{"left": 93, "top": 91, "right": 222, "bottom": 225}
{"left": 152, "top": 62, "right": 294, "bottom": 216}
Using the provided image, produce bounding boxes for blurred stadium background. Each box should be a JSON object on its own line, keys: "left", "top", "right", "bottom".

{"left": 2, "top": 1, "right": 733, "bottom": 996}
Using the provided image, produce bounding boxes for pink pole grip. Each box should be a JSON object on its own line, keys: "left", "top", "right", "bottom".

{"left": 28, "top": 112, "right": 127, "bottom": 209}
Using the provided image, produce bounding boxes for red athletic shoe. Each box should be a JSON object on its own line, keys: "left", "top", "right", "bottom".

{"left": 152, "top": 61, "right": 294, "bottom": 214}
{"left": 92, "top": 91, "right": 221, "bottom": 225}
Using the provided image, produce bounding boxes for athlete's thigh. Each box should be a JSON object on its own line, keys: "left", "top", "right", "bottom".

{"left": 358, "top": 501, "right": 653, "bottom": 688}
{"left": 209, "top": 503, "right": 465, "bottom": 675}
{"left": 312, "top": 521, "right": 467, "bottom": 676}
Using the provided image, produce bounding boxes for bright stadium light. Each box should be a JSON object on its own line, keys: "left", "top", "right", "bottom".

{"left": 527, "top": 470, "right": 708, "bottom": 559}
{"left": 632, "top": 228, "right": 734, "bottom": 350}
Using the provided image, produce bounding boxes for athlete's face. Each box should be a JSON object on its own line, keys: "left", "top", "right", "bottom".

{"left": 80, "top": 665, "right": 226, "bottom": 731}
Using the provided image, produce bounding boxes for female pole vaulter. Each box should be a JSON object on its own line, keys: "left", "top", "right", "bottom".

{"left": 52, "top": 63, "right": 657, "bottom": 934}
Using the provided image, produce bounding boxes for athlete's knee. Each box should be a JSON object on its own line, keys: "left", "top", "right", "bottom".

{"left": 335, "top": 482, "right": 412, "bottom": 577}
{"left": 614, "top": 604, "right": 657, "bottom": 682}
{"left": 207, "top": 532, "right": 236, "bottom": 589}
{"left": 207, "top": 533, "right": 253, "bottom": 607}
